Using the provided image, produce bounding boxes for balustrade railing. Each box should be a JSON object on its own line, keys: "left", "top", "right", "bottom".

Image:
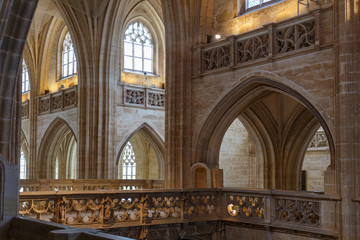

{"left": 20, "top": 179, "right": 164, "bottom": 192}
{"left": 308, "top": 130, "right": 328, "bottom": 148}
{"left": 38, "top": 85, "right": 77, "bottom": 114}
{"left": 21, "top": 100, "right": 29, "bottom": 118}
{"left": 19, "top": 188, "right": 339, "bottom": 238}
{"left": 121, "top": 84, "right": 165, "bottom": 109}
{"left": 195, "top": 11, "right": 321, "bottom": 76}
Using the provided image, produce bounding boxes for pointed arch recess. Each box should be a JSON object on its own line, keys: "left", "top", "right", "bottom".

{"left": 195, "top": 74, "right": 335, "bottom": 190}
{"left": 116, "top": 123, "right": 165, "bottom": 180}
{"left": 37, "top": 117, "right": 77, "bottom": 179}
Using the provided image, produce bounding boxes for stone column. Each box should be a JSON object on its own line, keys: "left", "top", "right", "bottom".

{"left": 54, "top": 0, "right": 126, "bottom": 179}
{"left": 0, "top": 0, "right": 38, "bottom": 238}
{"left": 335, "top": 0, "right": 360, "bottom": 238}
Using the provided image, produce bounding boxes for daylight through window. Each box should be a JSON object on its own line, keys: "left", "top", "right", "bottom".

{"left": 62, "top": 32, "right": 77, "bottom": 78}
{"left": 22, "top": 60, "right": 30, "bottom": 94}
{"left": 124, "top": 22, "right": 153, "bottom": 73}
{"left": 122, "top": 142, "right": 136, "bottom": 179}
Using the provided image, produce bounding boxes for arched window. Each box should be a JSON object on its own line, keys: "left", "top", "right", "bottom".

{"left": 124, "top": 22, "right": 153, "bottom": 73}
{"left": 22, "top": 60, "right": 30, "bottom": 94}
{"left": 62, "top": 32, "right": 77, "bottom": 78}
{"left": 122, "top": 142, "right": 136, "bottom": 179}
{"left": 20, "top": 151, "right": 27, "bottom": 179}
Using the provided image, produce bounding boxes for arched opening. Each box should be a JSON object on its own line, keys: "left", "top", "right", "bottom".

{"left": 301, "top": 127, "right": 331, "bottom": 192}
{"left": 20, "top": 131, "right": 29, "bottom": 180}
{"left": 116, "top": 123, "right": 164, "bottom": 180}
{"left": 197, "top": 77, "right": 335, "bottom": 191}
{"left": 37, "top": 118, "right": 78, "bottom": 179}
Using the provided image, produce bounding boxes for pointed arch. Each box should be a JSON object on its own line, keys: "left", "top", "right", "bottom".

{"left": 116, "top": 123, "right": 165, "bottom": 180}
{"left": 37, "top": 117, "right": 78, "bottom": 179}
{"left": 195, "top": 74, "right": 335, "bottom": 190}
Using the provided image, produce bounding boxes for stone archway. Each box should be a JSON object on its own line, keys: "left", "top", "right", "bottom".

{"left": 196, "top": 76, "right": 335, "bottom": 190}
{"left": 37, "top": 117, "right": 78, "bottom": 179}
{"left": 116, "top": 123, "right": 165, "bottom": 180}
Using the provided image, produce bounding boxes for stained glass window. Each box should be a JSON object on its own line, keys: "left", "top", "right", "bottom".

{"left": 124, "top": 22, "right": 153, "bottom": 73}
{"left": 62, "top": 32, "right": 77, "bottom": 78}
{"left": 122, "top": 142, "right": 136, "bottom": 179}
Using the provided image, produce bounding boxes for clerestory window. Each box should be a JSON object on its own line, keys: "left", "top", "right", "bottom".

{"left": 22, "top": 60, "right": 30, "bottom": 94}
{"left": 123, "top": 22, "right": 153, "bottom": 73}
{"left": 62, "top": 32, "right": 77, "bottom": 78}
{"left": 122, "top": 142, "right": 136, "bottom": 179}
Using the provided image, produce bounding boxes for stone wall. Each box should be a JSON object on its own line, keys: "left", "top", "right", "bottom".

{"left": 302, "top": 148, "right": 331, "bottom": 192}
{"left": 219, "top": 118, "right": 257, "bottom": 188}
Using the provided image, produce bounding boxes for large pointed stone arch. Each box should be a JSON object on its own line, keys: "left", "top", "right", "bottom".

{"left": 195, "top": 73, "right": 335, "bottom": 190}
{"left": 116, "top": 123, "right": 165, "bottom": 180}
{"left": 37, "top": 117, "right": 77, "bottom": 179}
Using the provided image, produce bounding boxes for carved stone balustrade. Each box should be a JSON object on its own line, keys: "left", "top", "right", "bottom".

{"left": 193, "top": 10, "right": 321, "bottom": 76}
{"left": 119, "top": 83, "right": 165, "bottom": 110}
{"left": 19, "top": 188, "right": 339, "bottom": 238}
{"left": 21, "top": 100, "right": 29, "bottom": 119}
{"left": 19, "top": 179, "right": 165, "bottom": 192}
{"left": 38, "top": 85, "right": 77, "bottom": 114}
{"left": 308, "top": 131, "right": 328, "bottom": 149}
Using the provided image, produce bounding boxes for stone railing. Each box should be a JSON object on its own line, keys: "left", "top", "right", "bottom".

{"left": 308, "top": 130, "right": 328, "bottom": 148}
{"left": 194, "top": 11, "right": 321, "bottom": 76}
{"left": 19, "top": 179, "right": 164, "bottom": 192}
{"left": 38, "top": 85, "right": 77, "bottom": 114}
{"left": 19, "top": 188, "right": 339, "bottom": 238}
{"left": 21, "top": 100, "right": 30, "bottom": 118}
{"left": 120, "top": 84, "right": 165, "bottom": 110}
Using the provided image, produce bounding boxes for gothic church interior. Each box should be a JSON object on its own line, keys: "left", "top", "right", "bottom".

{"left": 0, "top": 0, "right": 359, "bottom": 239}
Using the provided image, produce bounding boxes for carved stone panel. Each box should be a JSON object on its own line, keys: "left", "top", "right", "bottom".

{"left": 237, "top": 34, "right": 269, "bottom": 64}
{"left": 275, "top": 198, "right": 320, "bottom": 226}
{"left": 51, "top": 95, "right": 62, "bottom": 111}
{"left": 203, "top": 44, "right": 231, "bottom": 71}
{"left": 276, "top": 19, "right": 315, "bottom": 54}
{"left": 64, "top": 90, "right": 76, "bottom": 107}
{"left": 125, "top": 89, "right": 145, "bottom": 105}
{"left": 148, "top": 92, "right": 165, "bottom": 108}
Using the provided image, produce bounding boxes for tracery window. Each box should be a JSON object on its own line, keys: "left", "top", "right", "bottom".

{"left": 246, "top": 0, "right": 273, "bottom": 10}
{"left": 122, "top": 142, "right": 136, "bottom": 179}
{"left": 22, "top": 60, "right": 30, "bottom": 94}
{"left": 62, "top": 32, "right": 77, "bottom": 78}
{"left": 20, "top": 151, "right": 27, "bottom": 179}
{"left": 124, "top": 22, "right": 153, "bottom": 73}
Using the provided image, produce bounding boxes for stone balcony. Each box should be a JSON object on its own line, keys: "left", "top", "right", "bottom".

{"left": 18, "top": 187, "right": 339, "bottom": 239}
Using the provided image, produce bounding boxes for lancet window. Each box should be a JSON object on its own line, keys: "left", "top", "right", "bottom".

{"left": 122, "top": 142, "right": 136, "bottom": 179}
{"left": 124, "top": 22, "right": 153, "bottom": 73}
{"left": 22, "top": 60, "right": 30, "bottom": 94}
{"left": 62, "top": 32, "right": 77, "bottom": 78}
